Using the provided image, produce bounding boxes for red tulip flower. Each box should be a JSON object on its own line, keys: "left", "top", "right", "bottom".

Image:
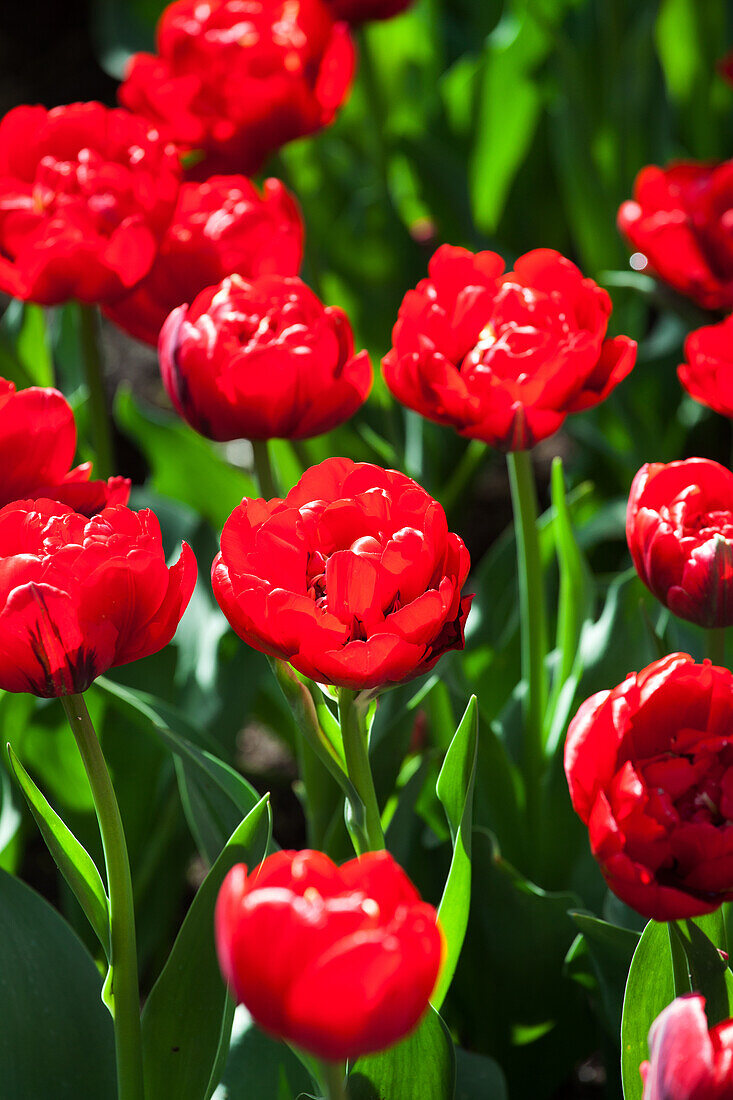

{"left": 627, "top": 458, "right": 733, "bottom": 628}
{"left": 119, "top": 0, "right": 356, "bottom": 178}
{"left": 104, "top": 175, "right": 303, "bottom": 347}
{"left": 641, "top": 995, "right": 733, "bottom": 1100}
{"left": 0, "top": 377, "right": 129, "bottom": 515}
{"left": 382, "top": 245, "right": 636, "bottom": 451}
{"left": 159, "top": 274, "right": 371, "bottom": 441}
{"left": 618, "top": 162, "right": 733, "bottom": 311}
{"left": 327, "top": 0, "right": 413, "bottom": 22}
{"left": 212, "top": 457, "right": 472, "bottom": 690}
{"left": 0, "top": 102, "right": 181, "bottom": 305}
{"left": 215, "top": 849, "right": 443, "bottom": 1060}
{"left": 0, "top": 499, "right": 196, "bottom": 697}
{"left": 679, "top": 316, "right": 733, "bottom": 418}
{"left": 565, "top": 653, "right": 733, "bottom": 920}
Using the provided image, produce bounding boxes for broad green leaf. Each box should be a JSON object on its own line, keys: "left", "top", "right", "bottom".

{"left": 114, "top": 387, "right": 255, "bottom": 528}
{"left": 569, "top": 911, "right": 639, "bottom": 1035}
{"left": 6, "top": 744, "right": 110, "bottom": 959}
{"left": 671, "top": 914, "right": 733, "bottom": 1027}
{"left": 621, "top": 921, "right": 675, "bottom": 1100}
{"left": 433, "top": 696, "right": 478, "bottom": 1010}
{"left": 212, "top": 1007, "right": 314, "bottom": 1100}
{"left": 0, "top": 868, "right": 115, "bottom": 1099}
{"left": 142, "top": 795, "right": 272, "bottom": 1100}
{"left": 455, "top": 1047, "right": 508, "bottom": 1100}
{"left": 98, "top": 676, "right": 261, "bottom": 861}
{"left": 347, "top": 1006, "right": 455, "bottom": 1100}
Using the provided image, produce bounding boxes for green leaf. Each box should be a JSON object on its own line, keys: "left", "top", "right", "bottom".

{"left": 114, "top": 387, "right": 255, "bottom": 528}
{"left": 671, "top": 914, "right": 733, "bottom": 1027}
{"left": 98, "top": 677, "right": 261, "bottom": 861}
{"left": 347, "top": 1006, "right": 455, "bottom": 1100}
{"left": 6, "top": 744, "right": 110, "bottom": 959}
{"left": 0, "top": 868, "right": 116, "bottom": 1099}
{"left": 547, "top": 458, "right": 594, "bottom": 730}
{"left": 569, "top": 911, "right": 639, "bottom": 1036}
{"left": 455, "top": 1048, "right": 508, "bottom": 1100}
{"left": 0, "top": 300, "right": 54, "bottom": 388}
{"left": 142, "top": 795, "right": 272, "bottom": 1100}
{"left": 621, "top": 920, "right": 675, "bottom": 1100}
{"left": 212, "top": 1008, "right": 314, "bottom": 1100}
{"left": 433, "top": 696, "right": 478, "bottom": 1010}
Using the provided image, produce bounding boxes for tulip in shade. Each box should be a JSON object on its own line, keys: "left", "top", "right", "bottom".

{"left": 105, "top": 176, "right": 303, "bottom": 347}
{"left": 627, "top": 458, "right": 733, "bottom": 628}
{"left": 679, "top": 317, "right": 733, "bottom": 419}
{"left": 641, "top": 995, "right": 733, "bottom": 1100}
{"left": 618, "top": 161, "right": 733, "bottom": 311}
{"left": 119, "top": 0, "right": 355, "bottom": 178}
{"left": 382, "top": 245, "right": 636, "bottom": 451}
{"left": 0, "top": 377, "right": 129, "bottom": 515}
{"left": 565, "top": 653, "right": 733, "bottom": 921}
{"left": 327, "top": 0, "right": 413, "bottom": 22}
{"left": 0, "top": 102, "right": 180, "bottom": 305}
{"left": 0, "top": 500, "right": 196, "bottom": 697}
{"left": 212, "top": 457, "right": 472, "bottom": 690}
{"left": 215, "top": 849, "right": 443, "bottom": 1061}
{"left": 159, "top": 275, "right": 371, "bottom": 441}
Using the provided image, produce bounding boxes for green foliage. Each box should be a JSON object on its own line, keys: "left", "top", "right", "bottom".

{"left": 0, "top": 869, "right": 116, "bottom": 1099}
{"left": 348, "top": 1007, "right": 456, "bottom": 1100}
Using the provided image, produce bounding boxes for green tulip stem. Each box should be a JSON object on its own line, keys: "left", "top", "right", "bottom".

{"left": 708, "top": 627, "right": 726, "bottom": 668}
{"left": 320, "top": 1060, "right": 347, "bottom": 1100}
{"left": 61, "top": 693, "right": 144, "bottom": 1100}
{"left": 338, "top": 688, "right": 385, "bottom": 855}
{"left": 507, "top": 449, "right": 549, "bottom": 838}
{"left": 78, "top": 304, "right": 115, "bottom": 481}
{"left": 251, "top": 438, "right": 278, "bottom": 499}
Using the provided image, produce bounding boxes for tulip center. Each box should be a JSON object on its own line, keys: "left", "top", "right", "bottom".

{"left": 641, "top": 745, "right": 733, "bottom": 828}
{"left": 463, "top": 283, "right": 577, "bottom": 384}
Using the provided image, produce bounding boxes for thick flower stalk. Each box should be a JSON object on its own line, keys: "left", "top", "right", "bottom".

{"left": 212, "top": 457, "right": 472, "bottom": 690}
{"left": 679, "top": 316, "right": 733, "bottom": 418}
{"left": 159, "top": 274, "right": 372, "bottom": 441}
{"left": 618, "top": 161, "right": 733, "bottom": 311}
{"left": 119, "top": 0, "right": 356, "bottom": 178}
{"left": 641, "top": 995, "right": 733, "bottom": 1100}
{"left": 0, "top": 376, "right": 129, "bottom": 514}
{"left": 0, "top": 499, "right": 196, "bottom": 696}
{"left": 215, "top": 849, "right": 443, "bottom": 1061}
{"left": 565, "top": 653, "right": 733, "bottom": 920}
{"left": 382, "top": 245, "right": 636, "bottom": 451}
{"left": 105, "top": 175, "right": 304, "bottom": 347}
{"left": 627, "top": 458, "right": 733, "bottom": 628}
{"left": 0, "top": 102, "right": 180, "bottom": 305}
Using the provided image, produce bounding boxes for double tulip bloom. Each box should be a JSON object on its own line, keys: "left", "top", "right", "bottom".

{"left": 119, "top": 0, "right": 356, "bottom": 177}
{"left": 627, "top": 458, "right": 733, "bottom": 629}
{"left": 565, "top": 653, "right": 733, "bottom": 920}
{"left": 106, "top": 175, "right": 304, "bottom": 347}
{"left": 215, "top": 850, "right": 442, "bottom": 1061}
{"left": 679, "top": 317, "right": 733, "bottom": 419}
{"left": 641, "top": 995, "right": 733, "bottom": 1100}
{"left": 382, "top": 245, "right": 636, "bottom": 451}
{"left": 0, "top": 102, "right": 180, "bottom": 305}
{"left": 0, "top": 500, "right": 196, "bottom": 698}
{"left": 213, "top": 457, "right": 472, "bottom": 691}
{"left": 0, "top": 377, "right": 129, "bottom": 515}
{"left": 159, "top": 275, "right": 372, "bottom": 441}
{"left": 618, "top": 161, "right": 733, "bottom": 311}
